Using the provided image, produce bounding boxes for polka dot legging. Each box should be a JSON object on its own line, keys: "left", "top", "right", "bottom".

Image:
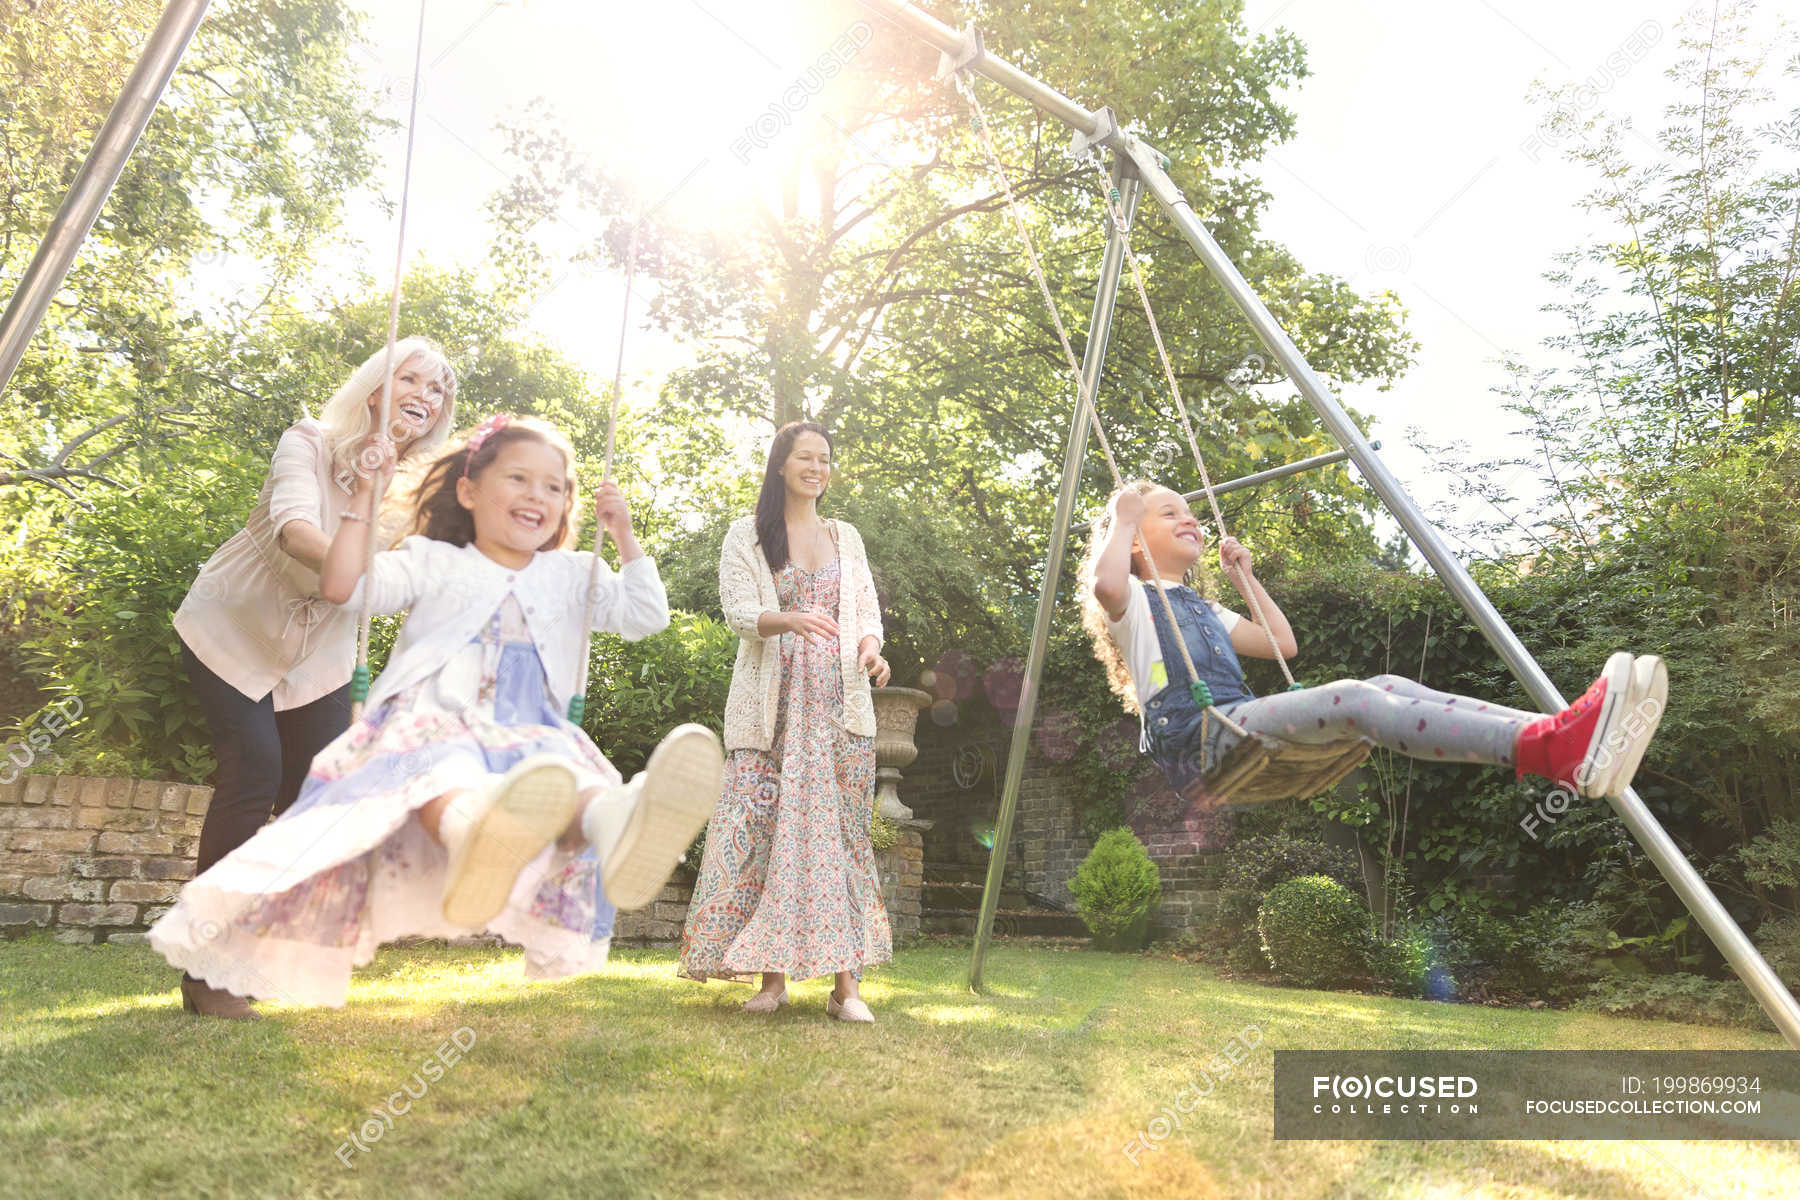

{"left": 1228, "top": 674, "right": 1539, "bottom": 766}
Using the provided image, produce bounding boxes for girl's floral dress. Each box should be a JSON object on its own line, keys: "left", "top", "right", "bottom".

{"left": 151, "top": 596, "right": 619, "bottom": 1008}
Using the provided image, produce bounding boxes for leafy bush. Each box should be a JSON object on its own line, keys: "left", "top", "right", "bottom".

{"left": 579, "top": 610, "right": 736, "bottom": 776}
{"left": 1214, "top": 887, "right": 1271, "bottom": 972}
{"left": 1577, "top": 973, "right": 1772, "bottom": 1031}
{"left": 1221, "top": 833, "right": 1362, "bottom": 894}
{"left": 1753, "top": 915, "right": 1800, "bottom": 982}
{"left": 870, "top": 810, "right": 900, "bottom": 852}
{"left": 1257, "top": 874, "right": 1372, "bottom": 987}
{"left": 1, "top": 442, "right": 268, "bottom": 782}
{"left": 1369, "top": 921, "right": 1433, "bottom": 998}
{"left": 1069, "top": 828, "right": 1162, "bottom": 951}
{"left": 1509, "top": 900, "right": 1615, "bottom": 1002}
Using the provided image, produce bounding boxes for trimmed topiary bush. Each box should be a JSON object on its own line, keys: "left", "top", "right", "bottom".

{"left": 1258, "top": 874, "right": 1372, "bottom": 987}
{"left": 1211, "top": 835, "right": 1363, "bottom": 971}
{"left": 1070, "top": 828, "right": 1162, "bottom": 951}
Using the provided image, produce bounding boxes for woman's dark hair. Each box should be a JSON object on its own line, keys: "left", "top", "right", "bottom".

{"left": 402, "top": 416, "right": 579, "bottom": 551}
{"left": 754, "top": 421, "right": 833, "bottom": 571}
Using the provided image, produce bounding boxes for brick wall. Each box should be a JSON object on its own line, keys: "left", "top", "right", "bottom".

{"left": 893, "top": 704, "right": 1244, "bottom": 935}
{"left": 875, "top": 825, "right": 924, "bottom": 939}
{"left": 1, "top": 773, "right": 925, "bottom": 948}
{"left": 0, "top": 774, "right": 205, "bottom": 944}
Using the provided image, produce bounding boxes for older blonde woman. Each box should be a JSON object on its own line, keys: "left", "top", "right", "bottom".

{"left": 679, "top": 421, "right": 893, "bottom": 1022}
{"left": 172, "top": 336, "right": 456, "bottom": 1018}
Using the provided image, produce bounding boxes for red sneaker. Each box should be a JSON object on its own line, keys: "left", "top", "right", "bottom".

{"left": 1515, "top": 652, "right": 1633, "bottom": 798}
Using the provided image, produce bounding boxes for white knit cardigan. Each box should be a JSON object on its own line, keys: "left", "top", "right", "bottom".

{"left": 718, "top": 513, "right": 884, "bottom": 750}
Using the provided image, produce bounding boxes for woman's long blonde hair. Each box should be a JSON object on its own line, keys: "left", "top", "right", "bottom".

{"left": 317, "top": 337, "right": 459, "bottom": 487}
{"left": 1076, "top": 479, "right": 1214, "bottom": 715}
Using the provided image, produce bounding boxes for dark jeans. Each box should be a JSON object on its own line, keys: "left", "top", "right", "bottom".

{"left": 181, "top": 639, "right": 352, "bottom": 875}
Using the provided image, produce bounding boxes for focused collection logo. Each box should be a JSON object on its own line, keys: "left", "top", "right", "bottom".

{"left": 1311, "top": 1074, "right": 1480, "bottom": 1115}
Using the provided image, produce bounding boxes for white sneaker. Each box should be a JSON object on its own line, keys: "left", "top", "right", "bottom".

{"left": 440, "top": 756, "right": 580, "bottom": 929}
{"left": 587, "top": 724, "right": 723, "bottom": 911}
{"left": 1594, "top": 655, "right": 1667, "bottom": 797}
{"left": 1572, "top": 652, "right": 1636, "bottom": 798}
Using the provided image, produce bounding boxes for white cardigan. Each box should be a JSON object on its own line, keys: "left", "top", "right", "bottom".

{"left": 343, "top": 536, "right": 670, "bottom": 714}
{"left": 718, "top": 514, "right": 883, "bottom": 750}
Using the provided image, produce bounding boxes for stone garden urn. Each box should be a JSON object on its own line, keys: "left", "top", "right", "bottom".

{"left": 869, "top": 686, "right": 932, "bottom": 820}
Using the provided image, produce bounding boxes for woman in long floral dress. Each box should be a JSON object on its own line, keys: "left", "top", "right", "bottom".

{"left": 679, "top": 422, "right": 893, "bottom": 1022}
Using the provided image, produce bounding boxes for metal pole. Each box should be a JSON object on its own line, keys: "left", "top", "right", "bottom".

{"left": 1069, "top": 442, "right": 1381, "bottom": 535}
{"left": 1201, "top": 442, "right": 1376, "bottom": 500}
{"left": 969, "top": 169, "right": 1142, "bottom": 991}
{"left": 860, "top": 0, "right": 1099, "bottom": 135}
{"left": 861, "top": 0, "right": 1800, "bottom": 1046}
{"left": 0, "top": 0, "right": 212, "bottom": 398}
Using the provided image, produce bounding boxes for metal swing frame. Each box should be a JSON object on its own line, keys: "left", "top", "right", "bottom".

{"left": 854, "top": 0, "right": 1800, "bottom": 1044}
{"left": 2, "top": 0, "right": 1796, "bottom": 1047}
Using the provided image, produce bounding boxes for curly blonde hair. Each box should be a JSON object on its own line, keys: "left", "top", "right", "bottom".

{"left": 1076, "top": 479, "right": 1215, "bottom": 715}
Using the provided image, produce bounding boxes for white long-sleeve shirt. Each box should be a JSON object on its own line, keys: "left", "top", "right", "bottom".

{"left": 343, "top": 535, "right": 670, "bottom": 715}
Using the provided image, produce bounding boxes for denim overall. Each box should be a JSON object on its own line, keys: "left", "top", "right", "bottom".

{"left": 1139, "top": 581, "right": 1255, "bottom": 794}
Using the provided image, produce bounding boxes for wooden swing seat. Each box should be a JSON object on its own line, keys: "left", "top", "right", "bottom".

{"left": 1183, "top": 730, "right": 1374, "bottom": 808}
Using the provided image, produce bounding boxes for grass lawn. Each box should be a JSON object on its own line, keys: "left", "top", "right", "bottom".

{"left": 1, "top": 936, "right": 1795, "bottom": 1198}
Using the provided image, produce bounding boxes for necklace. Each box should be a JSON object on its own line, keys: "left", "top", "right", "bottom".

{"left": 791, "top": 518, "right": 828, "bottom": 569}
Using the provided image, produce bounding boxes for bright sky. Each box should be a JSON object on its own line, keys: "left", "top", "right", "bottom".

{"left": 339, "top": 1, "right": 1792, "bottom": 550}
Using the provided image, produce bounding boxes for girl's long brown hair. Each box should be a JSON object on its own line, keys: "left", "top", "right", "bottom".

{"left": 1076, "top": 479, "right": 1213, "bottom": 716}
{"left": 401, "top": 416, "right": 580, "bottom": 551}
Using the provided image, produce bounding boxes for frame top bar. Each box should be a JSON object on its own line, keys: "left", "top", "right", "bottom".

{"left": 858, "top": 0, "right": 1103, "bottom": 137}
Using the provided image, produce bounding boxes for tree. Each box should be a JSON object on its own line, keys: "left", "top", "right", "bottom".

{"left": 1408, "top": 0, "right": 1800, "bottom": 925}
{"left": 483, "top": 0, "right": 1414, "bottom": 600}
{"left": 0, "top": 0, "right": 380, "bottom": 502}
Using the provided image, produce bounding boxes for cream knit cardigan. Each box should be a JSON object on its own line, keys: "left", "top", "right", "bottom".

{"left": 719, "top": 513, "right": 884, "bottom": 750}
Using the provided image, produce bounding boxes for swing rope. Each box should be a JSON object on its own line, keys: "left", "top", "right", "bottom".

{"left": 1083, "top": 155, "right": 1299, "bottom": 689}
{"left": 350, "top": 0, "right": 427, "bottom": 722}
{"left": 954, "top": 73, "right": 1246, "bottom": 741}
{"left": 567, "top": 212, "right": 646, "bottom": 724}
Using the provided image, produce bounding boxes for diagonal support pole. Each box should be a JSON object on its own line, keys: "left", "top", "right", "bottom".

{"left": 968, "top": 166, "right": 1141, "bottom": 991}
{"left": 860, "top": 0, "right": 1800, "bottom": 1047}
{"left": 0, "top": 0, "right": 212, "bottom": 399}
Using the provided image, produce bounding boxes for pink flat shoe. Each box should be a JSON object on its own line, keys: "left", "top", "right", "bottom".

{"left": 826, "top": 991, "right": 874, "bottom": 1023}
{"left": 742, "top": 988, "right": 788, "bottom": 1013}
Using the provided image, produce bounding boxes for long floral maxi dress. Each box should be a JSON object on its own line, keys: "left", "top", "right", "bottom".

{"left": 150, "top": 596, "right": 619, "bottom": 1008}
{"left": 679, "top": 557, "right": 891, "bottom": 982}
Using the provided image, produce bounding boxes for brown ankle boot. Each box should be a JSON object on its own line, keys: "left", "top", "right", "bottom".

{"left": 180, "top": 974, "right": 261, "bottom": 1020}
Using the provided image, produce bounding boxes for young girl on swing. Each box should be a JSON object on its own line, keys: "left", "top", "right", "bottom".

{"left": 151, "top": 414, "right": 722, "bottom": 1013}
{"left": 1080, "top": 480, "right": 1666, "bottom": 807}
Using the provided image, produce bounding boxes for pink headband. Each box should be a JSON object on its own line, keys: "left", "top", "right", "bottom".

{"left": 462, "top": 413, "right": 512, "bottom": 478}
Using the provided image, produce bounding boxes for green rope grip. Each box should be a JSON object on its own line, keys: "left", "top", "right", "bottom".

{"left": 1289, "top": 681, "right": 1306, "bottom": 692}
{"left": 350, "top": 664, "right": 370, "bottom": 703}
{"left": 566, "top": 694, "right": 585, "bottom": 723}
{"left": 1108, "top": 186, "right": 1121, "bottom": 203}
{"left": 1189, "top": 680, "right": 1213, "bottom": 709}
